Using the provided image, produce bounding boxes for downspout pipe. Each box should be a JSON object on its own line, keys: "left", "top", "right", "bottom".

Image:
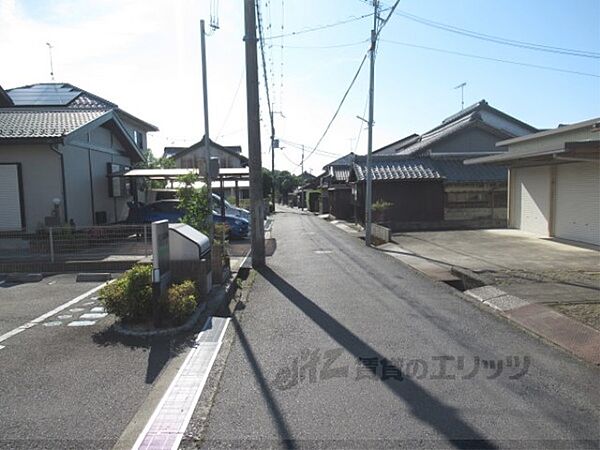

{"left": 49, "top": 142, "right": 68, "bottom": 223}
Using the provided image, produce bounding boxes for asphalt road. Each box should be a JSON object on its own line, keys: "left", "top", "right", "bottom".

{"left": 195, "top": 208, "right": 599, "bottom": 449}
{"left": 0, "top": 274, "right": 191, "bottom": 449}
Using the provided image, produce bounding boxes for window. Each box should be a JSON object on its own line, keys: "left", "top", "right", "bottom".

{"left": 133, "top": 130, "right": 143, "bottom": 149}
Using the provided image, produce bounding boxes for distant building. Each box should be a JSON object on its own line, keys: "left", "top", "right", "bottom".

{"left": 347, "top": 99, "right": 538, "bottom": 231}
{"left": 164, "top": 136, "right": 248, "bottom": 171}
{"left": 466, "top": 118, "right": 600, "bottom": 246}
{"left": 0, "top": 83, "right": 158, "bottom": 231}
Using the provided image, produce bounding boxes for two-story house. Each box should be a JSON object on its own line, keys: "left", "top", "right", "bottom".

{"left": 0, "top": 83, "right": 158, "bottom": 231}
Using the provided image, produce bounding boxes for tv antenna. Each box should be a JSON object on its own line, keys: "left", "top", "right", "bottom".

{"left": 46, "top": 42, "right": 55, "bottom": 81}
{"left": 210, "top": 0, "right": 220, "bottom": 31}
{"left": 454, "top": 82, "right": 466, "bottom": 110}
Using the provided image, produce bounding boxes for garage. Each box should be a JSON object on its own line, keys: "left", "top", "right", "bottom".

{"left": 0, "top": 163, "right": 24, "bottom": 231}
{"left": 555, "top": 162, "right": 600, "bottom": 245}
{"left": 512, "top": 166, "right": 550, "bottom": 236}
{"left": 466, "top": 117, "right": 599, "bottom": 247}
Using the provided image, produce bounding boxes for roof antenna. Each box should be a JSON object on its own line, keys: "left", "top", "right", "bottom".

{"left": 454, "top": 82, "right": 466, "bottom": 110}
{"left": 210, "top": 0, "right": 220, "bottom": 31}
{"left": 46, "top": 42, "right": 55, "bottom": 81}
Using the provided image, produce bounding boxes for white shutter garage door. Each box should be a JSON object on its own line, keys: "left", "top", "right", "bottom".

{"left": 555, "top": 162, "right": 600, "bottom": 245}
{"left": 513, "top": 166, "right": 550, "bottom": 236}
{"left": 0, "top": 164, "right": 23, "bottom": 231}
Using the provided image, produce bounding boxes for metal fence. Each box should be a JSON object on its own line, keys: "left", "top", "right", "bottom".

{"left": 0, "top": 224, "right": 151, "bottom": 263}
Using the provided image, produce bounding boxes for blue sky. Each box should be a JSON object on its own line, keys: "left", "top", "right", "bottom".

{"left": 1, "top": 0, "right": 599, "bottom": 174}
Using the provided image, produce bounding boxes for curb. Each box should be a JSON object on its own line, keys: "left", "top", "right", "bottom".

{"left": 113, "top": 275, "right": 239, "bottom": 338}
{"left": 6, "top": 272, "right": 43, "bottom": 283}
{"left": 76, "top": 272, "right": 112, "bottom": 282}
{"left": 464, "top": 285, "right": 600, "bottom": 366}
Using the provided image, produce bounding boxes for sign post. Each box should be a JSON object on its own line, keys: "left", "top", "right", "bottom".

{"left": 151, "top": 220, "right": 171, "bottom": 327}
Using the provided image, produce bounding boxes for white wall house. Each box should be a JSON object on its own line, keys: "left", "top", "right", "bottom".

{"left": 0, "top": 83, "right": 158, "bottom": 232}
{"left": 466, "top": 118, "right": 600, "bottom": 246}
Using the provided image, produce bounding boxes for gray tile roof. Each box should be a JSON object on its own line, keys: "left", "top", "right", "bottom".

{"left": 323, "top": 152, "right": 355, "bottom": 169}
{"left": 352, "top": 157, "right": 442, "bottom": 181}
{"left": 0, "top": 109, "right": 108, "bottom": 139}
{"left": 332, "top": 167, "right": 350, "bottom": 182}
{"left": 396, "top": 113, "right": 477, "bottom": 156}
{"left": 351, "top": 155, "right": 507, "bottom": 183}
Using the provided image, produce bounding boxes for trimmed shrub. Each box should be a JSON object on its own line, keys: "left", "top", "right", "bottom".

{"left": 165, "top": 280, "right": 197, "bottom": 325}
{"left": 99, "top": 264, "right": 153, "bottom": 323}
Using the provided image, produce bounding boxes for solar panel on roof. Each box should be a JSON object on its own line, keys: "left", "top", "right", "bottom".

{"left": 8, "top": 89, "right": 80, "bottom": 106}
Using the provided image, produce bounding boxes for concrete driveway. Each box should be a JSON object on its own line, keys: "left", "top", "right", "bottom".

{"left": 391, "top": 229, "right": 600, "bottom": 304}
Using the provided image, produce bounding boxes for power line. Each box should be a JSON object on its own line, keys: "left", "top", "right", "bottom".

{"left": 281, "top": 39, "right": 369, "bottom": 49}
{"left": 216, "top": 70, "right": 244, "bottom": 139}
{"left": 381, "top": 39, "right": 600, "bottom": 78}
{"left": 264, "top": 11, "right": 379, "bottom": 40}
{"left": 393, "top": 10, "right": 600, "bottom": 59}
{"left": 280, "top": 138, "right": 341, "bottom": 158}
{"left": 303, "top": 51, "right": 370, "bottom": 164}
{"left": 256, "top": 0, "right": 275, "bottom": 136}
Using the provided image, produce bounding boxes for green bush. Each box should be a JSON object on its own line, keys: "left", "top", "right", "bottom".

{"left": 99, "top": 265, "right": 153, "bottom": 323}
{"left": 165, "top": 280, "right": 197, "bottom": 325}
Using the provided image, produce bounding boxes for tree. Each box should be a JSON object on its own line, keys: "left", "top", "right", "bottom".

{"left": 176, "top": 173, "right": 211, "bottom": 234}
{"left": 262, "top": 168, "right": 273, "bottom": 200}
{"left": 137, "top": 149, "right": 175, "bottom": 189}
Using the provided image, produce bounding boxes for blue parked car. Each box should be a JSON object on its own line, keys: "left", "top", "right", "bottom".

{"left": 133, "top": 200, "right": 249, "bottom": 239}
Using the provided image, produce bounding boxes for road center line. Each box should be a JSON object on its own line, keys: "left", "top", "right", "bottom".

{"left": 0, "top": 281, "right": 111, "bottom": 345}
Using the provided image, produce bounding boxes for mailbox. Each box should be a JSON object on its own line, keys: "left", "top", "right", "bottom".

{"left": 168, "top": 223, "right": 212, "bottom": 294}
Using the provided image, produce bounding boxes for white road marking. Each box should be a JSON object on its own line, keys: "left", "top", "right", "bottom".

{"left": 79, "top": 313, "right": 107, "bottom": 320}
{"left": 0, "top": 345, "right": 4, "bottom": 351}
{"left": 90, "top": 307, "right": 106, "bottom": 313}
{"left": 57, "top": 315, "right": 72, "bottom": 319}
{"left": 68, "top": 320, "right": 97, "bottom": 327}
{"left": 315, "top": 250, "right": 333, "bottom": 254}
{"left": 132, "top": 317, "right": 230, "bottom": 450}
{"left": 0, "top": 281, "right": 110, "bottom": 345}
{"left": 43, "top": 321, "right": 62, "bottom": 327}
{"left": 69, "top": 308, "right": 85, "bottom": 313}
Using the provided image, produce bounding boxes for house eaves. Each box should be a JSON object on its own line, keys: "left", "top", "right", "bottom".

{"left": 496, "top": 117, "right": 600, "bottom": 147}
{"left": 465, "top": 140, "right": 600, "bottom": 166}
{"left": 64, "top": 110, "right": 146, "bottom": 162}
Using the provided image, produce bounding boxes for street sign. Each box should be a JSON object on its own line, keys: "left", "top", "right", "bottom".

{"left": 152, "top": 220, "right": 171, "bottom": 326}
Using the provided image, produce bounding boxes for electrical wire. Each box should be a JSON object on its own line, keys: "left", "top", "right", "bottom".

{"left": 381, "top": 39, "right": 600, "bottom": 78}
{"left": 303, "top": 51, "right": 370, "bottom": 163}
{"left": 282, "top": 39, "right": 369, "bottom": 49}
{"left": 256, "top": 0, "right": 276, "bottom": 140}
{"left": 393, "top": 9, "right": 600, "bottom": 59}
{"left": 216, "top": 70, "right": 244, "bottom": 139}
{"left": 264, "top": 11, "right": 381, "bottom": 40}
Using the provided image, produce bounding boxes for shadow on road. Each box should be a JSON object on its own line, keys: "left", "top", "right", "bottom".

{"left": 92, "top": 326, "right": 198, "bottom": 384}
{"left": 231, "top": 315, "right": 296, "bottom": 449}
{"left": 258, "top": 266, "right": 498, "bottom": 450}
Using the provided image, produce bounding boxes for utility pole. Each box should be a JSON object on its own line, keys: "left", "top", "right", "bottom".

{"left": 200, "top": 20, "right": 214, "bottom": 245}
{"left": 300, "top": 145, "right": 305, "bottom": 211}
{"left": 271, "top": 136, "right": 276, "bottom": 212}
{"left": 364, "top": 0, "right": 379, "bottom": 246}
{"left": 244, "top": 0, "right": 266, "bottom": 267}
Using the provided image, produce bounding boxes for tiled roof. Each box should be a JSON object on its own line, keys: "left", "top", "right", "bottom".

{"left": 351, "top": 155, "right": 507, "bottom": 183}
{"left": 396, "top": 113, "right": 477, "bottom": 156}
{"left": 0, "top": 109, "right": 108, "bottom": 139}
{"left": 332, "top": 168, "right": 350, "bottom": 182}
{"left": 352, "top": 157, "right": 442, "bottom": 181}
{"left": 323, "top": 152, "right": 355, "bottom": 169}
{"left": 68, "top": 93, "right": 112, "bottom": 109}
